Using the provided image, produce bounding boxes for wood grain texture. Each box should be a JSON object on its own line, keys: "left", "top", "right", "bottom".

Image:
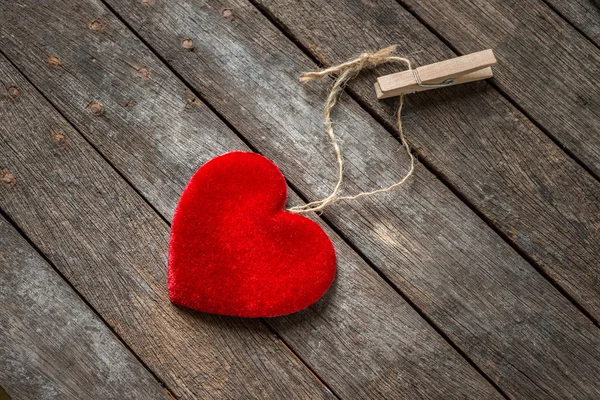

{"left": 0, "top": 54, "right": 332, "bottom": 400}
{"left": 544, "top": 0, "right": 600, "bottom": 45}
{"left": 0, "top": 2, "right": 502, "bottom": 399}
{"left": 0, "top": 216, "right": 172, "bottom": 400}
{"left": 396, "top": 0, "right": 600, "bottom": 176}
{"left": 253, "top": 0, "right": 600, "bottom": 324}
{"left": 86, "top": 0, "right": 600, "bottom": 398}
{"left": 1, "top": 0, "right": 597, "bottom": 398}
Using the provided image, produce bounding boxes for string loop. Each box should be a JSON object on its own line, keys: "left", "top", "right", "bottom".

{"left": 288, "top": 46, "right": 415, "bottom": 214}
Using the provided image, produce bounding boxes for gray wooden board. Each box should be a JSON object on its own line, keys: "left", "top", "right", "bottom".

{"left": 0, "top": 4, "right": 503, "bottom": 399}
{"left": 2, "top": 2, "right": 600, "bottom": 397}
{"left": 544, "top": 0, "right": 600, "bottom": 46}
{"left": 393, "top": 0, "right": 600, "bottom": 176}
{"left": 62, "top": 0, "right": 600, "bottom": 397}
{"left": 0, "top": 54, "right": 333, "bottom": 399}
{"left": 0, "top": 216, "right": 172, "bottom": 400}
{"left": 253, "top": 0, "right": 600, "bottom": 328}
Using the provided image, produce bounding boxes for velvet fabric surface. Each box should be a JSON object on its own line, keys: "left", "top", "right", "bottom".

{"left": 168, "top": 151, "right": 336, "bottom": 317}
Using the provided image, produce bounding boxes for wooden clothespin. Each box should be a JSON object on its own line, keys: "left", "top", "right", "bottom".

{"left": 375, "top": 49, "right": 496, "bottom": 99}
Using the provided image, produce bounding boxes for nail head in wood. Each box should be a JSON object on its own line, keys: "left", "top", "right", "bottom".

{"left": 89, "top": 102, "right": 105, "bottom": 116}
{"left": 182, "top": 38, "right": 194, "bottom": 50}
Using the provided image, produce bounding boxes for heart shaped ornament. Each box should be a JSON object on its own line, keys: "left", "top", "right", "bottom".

{"left": 168, "top": 151, "right": 336, "bottom": 317}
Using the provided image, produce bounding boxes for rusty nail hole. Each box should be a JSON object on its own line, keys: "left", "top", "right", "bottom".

{"left": 89, "top": 102, "right": 105, "bottom": 116}
{"left": 48, "top": 55, "right": 62, "bottom": 68}
{"left": 5, "top": 85, "right": 20, "bottom": 100}
{"left": 51, "top": 131, "right": 68, "bottom": 149}
{"left": 182, "top": 38, "right": 194, "bottom": 50}
{"left": 135, "top": 66, "right": 151, "bottom": 79}
{"left": 222, "top": 9, "right": 233, "bottom": 20}
{"left": 89, "top": 18, "right": 106, "bottom": 32}
{"left": 1, "top": 169, "right": 16, "bottom": 187}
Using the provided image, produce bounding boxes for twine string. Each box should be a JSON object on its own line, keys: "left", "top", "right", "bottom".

{"left": 288, "top": 45, "right": 415, "bottom": 214}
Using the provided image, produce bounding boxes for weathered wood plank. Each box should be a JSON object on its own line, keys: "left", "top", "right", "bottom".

{"left": 544, "top": 0, "right": 600, "bottom": 46}
{"left": 394, "top": 0, "right": 600, "bottom": 175}
{"left": 0, "top": 3, "right": 502, "bottom": 399}
{"left": 0, "top": 216, "right": 172, "bottom": 400}
{"left": 252, "top": 0, "right": 600, "bottom": 324}
{"left": 1, "top": 0, "right": 597, "bottom": 398}
{"left": 77, "top": 0, "right": 600, "bottom": 398}
{"left": 0, "top": 53, "right": 333, "bottom": 399}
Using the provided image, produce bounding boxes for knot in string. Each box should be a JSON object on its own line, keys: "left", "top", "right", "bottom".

{"left": 298, "top": 46, "right": 408, "bottom": 83}
{"left": 288, "top": 46, "right": 415, "bottom": 214}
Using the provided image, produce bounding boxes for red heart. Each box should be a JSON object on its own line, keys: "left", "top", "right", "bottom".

{"left": 168, "top": 151, "right": 336, "bottom": 317}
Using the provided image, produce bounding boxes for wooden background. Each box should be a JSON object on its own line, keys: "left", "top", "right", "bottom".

{"left": 1, "top": 0, "right": 599, "bottom": 398}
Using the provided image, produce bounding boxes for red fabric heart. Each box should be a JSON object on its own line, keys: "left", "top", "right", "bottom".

{"left": 168, "top": 151, "right": 336, "bottom": 317}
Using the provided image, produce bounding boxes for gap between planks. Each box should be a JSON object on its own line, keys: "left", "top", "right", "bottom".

{"left": 539, "top": 0, "right": 600, "bottom": 50}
